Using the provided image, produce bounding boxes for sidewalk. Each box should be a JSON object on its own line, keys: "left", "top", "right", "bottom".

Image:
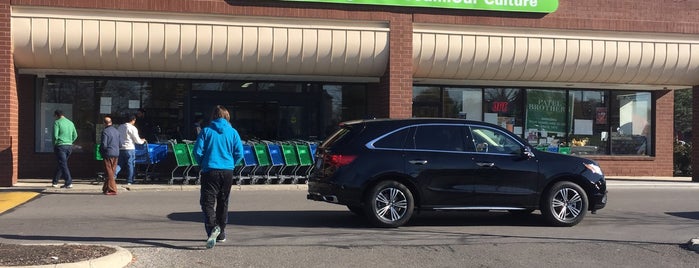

{"left": 2, "top": 176, "right": 695, "bottom": 193}
{"left": 1, "top": 178, "right": 309, "bottom": 193}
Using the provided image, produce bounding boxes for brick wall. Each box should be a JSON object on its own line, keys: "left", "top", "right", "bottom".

{"left": 6, "top": 0, "right": 696, "bottom": 181}
{"left": 0, "top": 0, "right": 16, "bottom": 187}
{"left": 386, "top": 13, "right": 413, "bottom": 119}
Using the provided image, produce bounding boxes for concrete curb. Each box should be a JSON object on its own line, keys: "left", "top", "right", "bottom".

{"left": 85, "top": 245, "right": 132, "bottom": 268}
{"left": 2, "top": 244, "right": 132, "bottom": 268}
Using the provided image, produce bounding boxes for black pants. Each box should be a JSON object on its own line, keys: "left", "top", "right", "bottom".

{"left": 200, "top": 169, "right": 234, "bottom": 237}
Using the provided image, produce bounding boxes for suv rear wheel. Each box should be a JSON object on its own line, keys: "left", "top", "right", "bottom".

{"left": 363, "top": 180, "right": 414, "bottom": 228}
{"left": 541, "top": 181, "right": 588, "bottom": 227}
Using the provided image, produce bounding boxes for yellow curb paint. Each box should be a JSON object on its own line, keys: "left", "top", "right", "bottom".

{"left": 0, "top": 192, "right": 40, "bottom": 214}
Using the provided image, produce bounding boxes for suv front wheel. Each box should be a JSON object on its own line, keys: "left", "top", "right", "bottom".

{"left": 364, "top": 180, "right": 414, "bottom": 228}
{"left": 541, "top": 181, "right": 588, "bottom": 227}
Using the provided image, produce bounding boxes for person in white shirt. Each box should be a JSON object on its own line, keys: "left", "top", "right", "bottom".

{"left": 116, "top": 114, "right": 146, "bottom": 185}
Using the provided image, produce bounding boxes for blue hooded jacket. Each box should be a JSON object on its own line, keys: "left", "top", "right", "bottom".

{"left": 193, "top": 118, "right": 244, "bottom": 172}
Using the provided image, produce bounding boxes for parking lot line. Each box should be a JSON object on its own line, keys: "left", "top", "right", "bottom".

{"left": 0, "top": 192, "right": 40, "bottom": 214}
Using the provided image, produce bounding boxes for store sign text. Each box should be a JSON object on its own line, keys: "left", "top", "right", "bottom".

{"left": 280, "top": 0, "right": 558, "bottom": 13}
{"left": 492, "top": 102, "right": 509, "bottom": 112}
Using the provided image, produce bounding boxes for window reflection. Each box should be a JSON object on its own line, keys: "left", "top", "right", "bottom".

{"left": 412, "top": 86, "right": 441, "bottom": 117}
{"left": 567, "top": 90, "right": 608, "bottom": 155}
{"left": 36, "top": 78, "right": 95, "bottom": 153}
{"left": 610, "top": 92, "right": 652, "bottom": 155}
{"left": 444, "top": 88, "right": 482, "bottom": 120}
{"left": 484, "top": 88, "right": 523, "bottom": 135}
{"left": 411, "top": 86, "right": 653, "bottom": 156}
{"left": 321, "top": 84, "right": 368, "bottom": 137}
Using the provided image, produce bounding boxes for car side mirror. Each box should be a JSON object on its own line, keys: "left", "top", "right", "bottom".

{"left": 522, "top": 146, "right": 535, "bottom": 159}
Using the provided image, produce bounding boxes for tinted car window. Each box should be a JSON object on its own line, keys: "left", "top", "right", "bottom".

{"left": 412, "top": 125, "right": 465, "bottom": 152}
{"left": 321, "top": 127, "right": 351, "bottom": 149}
{"left": 373, "top": 127, "right": 410, "bottom": 149}
{"left": 469, "top": 126, "right": 521, "bottom": 154}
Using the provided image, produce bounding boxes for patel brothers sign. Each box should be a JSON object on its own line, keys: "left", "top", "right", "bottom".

{"left": 281, "top": 0, "right": 558, "bottom": 13}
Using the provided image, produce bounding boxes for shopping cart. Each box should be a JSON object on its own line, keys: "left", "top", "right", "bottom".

{"left": 134, "top": 142, "right": 168, "bottom": 182}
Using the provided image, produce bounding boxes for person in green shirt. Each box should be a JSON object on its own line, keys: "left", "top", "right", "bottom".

{"left": 52, "top": 109, "right": 78, "bottom": 188}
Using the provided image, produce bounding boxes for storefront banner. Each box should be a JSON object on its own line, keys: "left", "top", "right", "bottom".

{"left": 526, "top": 89, "right": 566, "bottom": 135}
{"left": 280, "top": 0, "right": 558, "bottom": 13}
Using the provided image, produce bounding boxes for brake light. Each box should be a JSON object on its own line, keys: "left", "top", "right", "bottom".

{"left": 326, "top": 154, "right": 357, "bottom": 167}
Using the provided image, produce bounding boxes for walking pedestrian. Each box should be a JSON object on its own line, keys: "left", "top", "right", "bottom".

{"left": 193, "top": 105, "right": 244, "bottom": 249}
{"left": 116, "top": 114, "right": 146, "bottom": 185}
{"left": 100, "top": 115, "right": 121, "bottom": 195}
{"left": 52, "top": 110, "right": 78, "bottom": 189}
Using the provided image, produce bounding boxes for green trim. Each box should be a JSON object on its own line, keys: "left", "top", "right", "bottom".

{"left": 282, "top": 0, "right": 558, "bottom": 13}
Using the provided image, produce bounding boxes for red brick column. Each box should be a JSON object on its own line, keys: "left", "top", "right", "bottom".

{"left": 380, "top": 14, "right": 413, "bottom": 119}
{"left": 0, "top": 0, "right": 17, "bottom": 187}
{"left": 693, "top": 86, "right": 699, "bottom": 182}
{"left": 654, "top": 89, "right": 674, "bottom": 176}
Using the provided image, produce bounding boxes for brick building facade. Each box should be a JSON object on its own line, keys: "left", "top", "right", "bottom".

{"left": 1, "top": 0, "right": 698, "bottom": 186}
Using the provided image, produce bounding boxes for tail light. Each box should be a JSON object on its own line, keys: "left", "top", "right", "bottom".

{"left": 325, "top": 154, "right": 357, "bottom": 168}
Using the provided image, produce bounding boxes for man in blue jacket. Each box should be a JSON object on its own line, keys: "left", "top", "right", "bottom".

{"left": 100, "top": 115, "right": 121, "bottom": 195}
{"left": 193, "top": 105, "right": 244, "bottom": 249}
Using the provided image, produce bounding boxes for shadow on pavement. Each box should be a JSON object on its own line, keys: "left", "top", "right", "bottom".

{"left": 666, "top": 211, "right": 699, "bottom": 221}
{"left": 167, "top": 210, "right": 547, "bottom": 228}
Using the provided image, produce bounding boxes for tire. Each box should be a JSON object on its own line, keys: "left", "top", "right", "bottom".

{"left": 363, "top": 180, "right": 414, "bottom": 228}
{"left": 347, "top": 205, "right": 364, "bottom": 216}
{"left": 540, "top": 181, "right": 588, "bottom": 227}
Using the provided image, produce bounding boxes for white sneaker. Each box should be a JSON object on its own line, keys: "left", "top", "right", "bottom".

{"left": 60, "top": 184, "right": 73, "bottom": 189}
{"left": 51, "top": 184, "right": 59, "bottom": 188}
{"left": 206, "top": 226, "right": 221, "bottom": 249}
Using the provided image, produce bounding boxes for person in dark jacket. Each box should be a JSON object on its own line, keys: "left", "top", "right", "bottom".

{"left": 100, "top": 115, "right": 121, "bottom": 195}
{"left": 193, "top": 105, "right": 244, "bottom": 249}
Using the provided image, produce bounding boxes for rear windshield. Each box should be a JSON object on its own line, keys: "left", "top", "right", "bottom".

{"left": 320, "top": 127, "right": 352, "bottom": 149}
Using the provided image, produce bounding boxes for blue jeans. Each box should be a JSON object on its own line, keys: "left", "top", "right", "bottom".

{"left": 52, "top": 145, "right": 73, "bottom": 186}
{"left": 116, "top": 149, "right": 136, "bottom": 184}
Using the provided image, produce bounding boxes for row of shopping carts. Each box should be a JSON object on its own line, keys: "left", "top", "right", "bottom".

{"left": 168, "top": 139, "right": 319, "bottom": 185}
{"left": 94, "top": 142, "right": 169, "bottom": 183}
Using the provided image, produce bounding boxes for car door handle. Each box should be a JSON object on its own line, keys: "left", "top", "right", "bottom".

{"left": 409, "top": 160, "right": 428, "bottom": 165}
{"left": 477, "top": 162, "right": 495, "bottom": 168}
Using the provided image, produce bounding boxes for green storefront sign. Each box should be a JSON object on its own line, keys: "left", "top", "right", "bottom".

{"left": 526, "top": 89, "right": 567, "bottom": 134}
{"left": 281, "top": 0, "right": 558, "bottom": 13}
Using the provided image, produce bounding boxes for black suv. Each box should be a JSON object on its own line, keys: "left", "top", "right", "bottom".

{"left": 307, "top": 118, "right": 607, "bottom": 227}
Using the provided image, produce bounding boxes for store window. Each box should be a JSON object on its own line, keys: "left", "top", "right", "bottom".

{"left": 413, "top": 86, "right": 441, "bottom": 117}
{"left": 36, "top": 78, "right": 96, "bottom": 153}
{"left": 95, "top": 79, "right": 186, "bottom": 142}
{"left": 444, "top": 87, "right": 482, "bottom": 120}
{"left": 321, "top": 84, "right": 368, "bottom": 138}
{"left": 610, "top": 91, "right": 652, "bottom": 155}
{"left": 524, "top": 89, "right": 567, "bottom": 147}
{"left": 567, "top": 90, "right": 609, "bottom": 155}
{"left": 484, "top": 88, "right": 524, "bottom": 136}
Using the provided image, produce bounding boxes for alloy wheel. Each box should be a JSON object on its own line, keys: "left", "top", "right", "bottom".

{"left": 551, "top": 187, "right": 583, "bottom": 221}
{"left": 374, "top": 187, "right": 408, "bottom": 222}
